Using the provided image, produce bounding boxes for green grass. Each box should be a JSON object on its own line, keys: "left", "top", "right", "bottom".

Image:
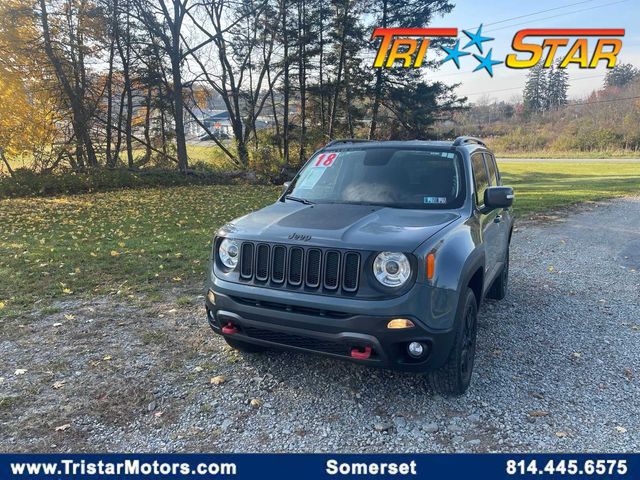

{"left": 497, "top": 150, "right": 640, "bottom": 159}
{"left": 500, "top": 161, "right": 640, "bottom": 215}
{"left": 0, "top": 185, "right": 279, "bottom": 315}
{"left": 1, "top": 162, "right": 638, "bottom": 315}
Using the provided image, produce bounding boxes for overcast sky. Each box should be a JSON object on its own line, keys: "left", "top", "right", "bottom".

{"left": 422, "top": 0, "right": 640, "bottom": 103}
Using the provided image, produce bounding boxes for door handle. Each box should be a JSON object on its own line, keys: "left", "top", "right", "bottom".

{"left": 494, "top": 215, "right": 502, "bottom": 223}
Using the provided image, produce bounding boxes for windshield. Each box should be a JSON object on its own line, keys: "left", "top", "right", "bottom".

{"left": 287, "top": 148, "right": 465, "bottom": 209}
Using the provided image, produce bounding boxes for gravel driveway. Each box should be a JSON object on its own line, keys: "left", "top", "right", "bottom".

{"left": 1, "top": 197, "right": 639, "bottom": 453}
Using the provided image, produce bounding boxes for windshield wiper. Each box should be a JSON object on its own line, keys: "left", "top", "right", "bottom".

{"left": 284, "top": 195, "right": 315, "bottom": 205}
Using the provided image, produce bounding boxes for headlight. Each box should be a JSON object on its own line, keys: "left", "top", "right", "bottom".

{"left": 218, "top": 239, "right": 240, "bottom": 269}
{"left": 373, "top": 252, "right": 411, "bottom": 287}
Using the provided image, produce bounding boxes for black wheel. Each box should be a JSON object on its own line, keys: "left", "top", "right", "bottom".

{"left": 427, "top": 288, "right": 478, "bottom": 396}
{"left": 224, "top": 337, "right": 268, "bottom": 353}
{"left": 487, "top": 247, "right": 509, "bottom": 300}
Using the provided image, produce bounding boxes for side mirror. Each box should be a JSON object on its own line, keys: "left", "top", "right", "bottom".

{"left": 282, "top": 181, "right": 291, "bottom": 194}
{"left": 482, "top": 186, "right": 514, "bottom": 212}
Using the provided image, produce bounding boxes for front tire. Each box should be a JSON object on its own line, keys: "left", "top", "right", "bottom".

{"left": 224, "top": 337, "right": 268, "bottom": 353}
{"left": 427, "top": 288, "right": 478, "bottom": 396}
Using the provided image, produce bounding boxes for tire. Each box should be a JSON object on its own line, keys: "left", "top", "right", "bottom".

{"left": 224, "top": 337, "right": 268, "bottom": 353}
{"left": 427, "top": 288, "right": 478, "bottom": 396}
{"left": 487, "top": 247, "right": 509, "bottom": 300}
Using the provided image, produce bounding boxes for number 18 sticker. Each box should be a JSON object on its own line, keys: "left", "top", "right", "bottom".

{"left": 314, "top": 152, "right": 338, "bottom": 167}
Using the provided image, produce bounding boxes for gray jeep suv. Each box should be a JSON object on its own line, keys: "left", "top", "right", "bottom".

{"left": 205, "top": 137, "right": 514, "bottom": 395}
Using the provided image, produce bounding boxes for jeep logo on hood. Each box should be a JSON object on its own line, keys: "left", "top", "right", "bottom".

{"left": 288, "top": 233, "right": 312, "bottom": 242}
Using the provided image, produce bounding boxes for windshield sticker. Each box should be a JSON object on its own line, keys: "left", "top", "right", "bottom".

{"left": 313, "top": 152, "right": 339, "bottom": 168}
{"left": 297, "top": 167, "right": 326, "bottom": 189}
{"left": 424, "top": 196, "right": 447, "bottom": 204}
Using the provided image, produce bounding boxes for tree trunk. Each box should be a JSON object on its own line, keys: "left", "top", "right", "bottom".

{"left": 281, "top": 0, "right": 290, "bottom": 167}
{"left": 368, "top": 0, "right": 387, "bottom": 139}
{"left": 298, "top": 0, "right": 307, "bottom": 164}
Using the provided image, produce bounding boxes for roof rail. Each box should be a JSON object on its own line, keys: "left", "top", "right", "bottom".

{"left": 452, "top": 136, "right": 486, "bottom": 147}
{"left": 324, "top": 138, "right": 374, "bottom": 147}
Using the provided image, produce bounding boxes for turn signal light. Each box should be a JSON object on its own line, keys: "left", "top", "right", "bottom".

{"left": 426, "top": 253, "right": 435, "bottom": 280}
{"left": 207, "top": 290, "right": 216, "bottom": 304}
{"left": 387, "top": 318, "right": 415, "bottom": 329}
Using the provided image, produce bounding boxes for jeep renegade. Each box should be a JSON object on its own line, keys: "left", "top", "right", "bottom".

{"left": 205, "top": 137, "right": 514, "bottom": 395}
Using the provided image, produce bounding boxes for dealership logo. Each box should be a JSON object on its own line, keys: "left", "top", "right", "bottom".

{"left": 371, "top": 25, "right": 624, "bottom": 76}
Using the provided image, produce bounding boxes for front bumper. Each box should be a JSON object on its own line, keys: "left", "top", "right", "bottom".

{"left": 205, "top": 285, "right": 457, "bottom": 373}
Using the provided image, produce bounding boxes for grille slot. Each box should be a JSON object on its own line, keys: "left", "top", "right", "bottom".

{"left": 324, "top": 251, "right": 341, "bottom": 290}
{"left": 288, "top": 248, "right": 304, "bottom": 286}
{"left": 343, "top": 252, "right": 360, "bottom": 292}
{"left": 305, "top": 249, "right": 322, "bottom": 287}
{"left": 240, "top": 243, "right": 254, "bottom": 278}
{"left": 255, "top": 244, "right": 270, "bottom": 281}
{"left": 237, "top": 242, "right": 360, "bottom": 294}
{"left": 243, "top": 326, "right": 349, "bottom": 356}
{"left": 271, "top": 245, "right": 286, "bottom": 283}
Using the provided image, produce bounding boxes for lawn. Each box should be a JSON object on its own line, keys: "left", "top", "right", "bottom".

{"left": 1, "top": 162, "right": 638, "bottom": 316}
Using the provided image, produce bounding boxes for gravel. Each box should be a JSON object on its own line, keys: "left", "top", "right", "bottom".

{"left": 1, "top": 197, "right": 639, "bottom": 453}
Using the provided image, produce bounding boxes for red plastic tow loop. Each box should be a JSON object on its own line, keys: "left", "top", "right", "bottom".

{"left": 222, "top": 324, "right": 238, "bottom": 335}
{"left": 350, "top": 345, "right": 372, "bottom": 360}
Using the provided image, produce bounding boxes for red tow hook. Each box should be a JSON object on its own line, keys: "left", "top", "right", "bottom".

{"left": 222, "top": 323, "right": 238, "bottom": 335}
{"left": 350, "top": 345, "right": 372, "bottom": 360}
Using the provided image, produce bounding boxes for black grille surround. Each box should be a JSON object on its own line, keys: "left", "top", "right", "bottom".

{"left": 236, "top": 242, "right": 362, "bottom": 296}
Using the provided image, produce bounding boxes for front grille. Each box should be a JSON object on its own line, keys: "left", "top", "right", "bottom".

{"left": 238, "top": 242, "right": 361, "bottom": 294}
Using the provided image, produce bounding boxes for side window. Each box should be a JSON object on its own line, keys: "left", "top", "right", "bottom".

{"left": 471, "top": 152, "right": 490, "bottom": 206}
{"left": 484, "top": 153, "right": 499, "bottom": 186}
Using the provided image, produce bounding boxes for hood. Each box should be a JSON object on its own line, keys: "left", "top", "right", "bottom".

{"left": 218, "top": 201, "right": 461, "bottom": 252}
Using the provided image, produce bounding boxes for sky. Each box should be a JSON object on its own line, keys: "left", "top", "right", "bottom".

{"left": 420, "top": 0, "right": 640, "bottom": 103}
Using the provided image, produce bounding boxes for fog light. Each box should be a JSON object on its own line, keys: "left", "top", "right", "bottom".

{"left": 407, "top": 342, "right": 424, "bottom": 358}
{"left": 207, "top": 290, "right": 216, "bottom": 304}
{"left": 387, "top": 318, "right": 415, "bottom": 329}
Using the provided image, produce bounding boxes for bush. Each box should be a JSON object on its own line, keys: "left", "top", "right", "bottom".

{"left": 0, "top": 167, "right": 258, "bottom": 199}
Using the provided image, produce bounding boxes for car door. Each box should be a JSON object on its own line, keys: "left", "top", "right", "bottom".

{"left": 471, "top": 152, "right": 501, "bottom": 287}
{"left": 484, "top": 152, "right": 511, "bottom": 267}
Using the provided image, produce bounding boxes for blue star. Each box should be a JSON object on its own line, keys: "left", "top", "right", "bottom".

{"left": 462, "top": 24, "right": 493, "bottom": 54}
{"left": 440, "top": 39, "right": 471, "bottom": 69}
{"left": 472, "top": 48, "right": 502, "bottom": 77}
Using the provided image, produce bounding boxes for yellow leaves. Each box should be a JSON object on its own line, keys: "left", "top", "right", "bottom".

{"left": 62, "top": 288, "right": 73, "bottom": 294}
{"left": 110, "top": 250, "right": 120, "bottom": 257}
{"left": 0, "top": 301, "right": 5, "bottom": 310}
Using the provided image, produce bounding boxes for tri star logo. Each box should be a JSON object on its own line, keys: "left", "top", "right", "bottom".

{"left": 441, "top": 24, "right": 503, "bottom": 76}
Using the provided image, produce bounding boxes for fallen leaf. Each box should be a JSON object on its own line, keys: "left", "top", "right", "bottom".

{"left": 571, "top": 352, "right": 582, "bottom": 360}
{"left": 623, "top": 368, "right": 633, "bottom": 381}
{"left": 615, "top": 426, "right": 627, "bottom": 433}
{"left": 64, "top": 314, "right": 75, "bottom": 320}
{"left": 547, "top": 266, "right": 554, "bottom": 272}
{"left": 55, "top": 424, "right": 71, "bottom": 432}
{"left": 250, "top": 398, "right": 263, "bottom": 408}
{"left": 52, "top": 381, "right": 65, "bottom": 389}
{"left": 193, "top": 366, "right": 203, "bottom": 372}
{"left": 14, "top": 369, "right": 27, "bottom": 376}
{"left": 62, "top": 288, "right": 73, "bottom": 294}
{"left": 154, "top": 411, "right": 164, "bottom": 418}
{"left": 53, "top": 322, "right": 63, "bottom": 327}
{"left": 210, "top": 375, "right": 226, "bottom": 385}
{"left": 0, "top": 301, "right": 5, "bottom": 309}
{"left": 110, "top": 250, "right": 120, "bottom": 257}
{"left": 529, "top": 410, "right": 549, "bottom": 417}
{"left": 555, "top": 431, "right": 568, "bottom": 438}
{"left": 102, "top": 355, "right": 112, "bottom": 361}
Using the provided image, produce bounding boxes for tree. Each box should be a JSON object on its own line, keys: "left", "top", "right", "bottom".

{"left": 367, "top": 0, "right": 453, "bottom": 139}
{"left": 523, "top": 63, "right": 547, "bottom": 114}
{"left": 546, "top": 63, "right": 568, "bottom": 110}
{"left": 604, "top": 63, "right": 639, "bottom": 89}
{"left": 37, "top": 0, "right": 106, "bottom": 170}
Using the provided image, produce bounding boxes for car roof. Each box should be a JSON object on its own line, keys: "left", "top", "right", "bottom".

{"left": 321, "top": 138, "right": 488, "bottom": 152}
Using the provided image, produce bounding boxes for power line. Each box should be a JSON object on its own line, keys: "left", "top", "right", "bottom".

{"left": 479, "top": 0, "right": 598, "bottom": 28}
{"left": 463, "top": 73, "right": 606, "bottom": 96}
{"left": 486, "top": 0, "right": 630, "bottom": 33}
{"left": 566, "top": 95, "right": 640, "bottom": 107}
